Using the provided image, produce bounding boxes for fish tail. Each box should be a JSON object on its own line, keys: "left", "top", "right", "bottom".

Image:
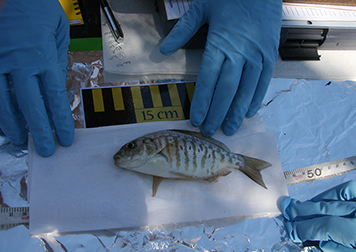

{"left": 238, "top": 155, "right": 271, "bottom": 189}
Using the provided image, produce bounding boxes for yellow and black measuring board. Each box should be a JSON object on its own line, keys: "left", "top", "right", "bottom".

{"left": 81, "top": 82, "right": 196, "bottom": 128}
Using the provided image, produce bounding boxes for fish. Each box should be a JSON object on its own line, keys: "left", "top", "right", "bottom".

{"left": 113, "top": 129, "right": 271, "bottom": 197}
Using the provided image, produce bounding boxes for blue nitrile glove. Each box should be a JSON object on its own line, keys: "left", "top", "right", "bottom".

{"left": 0, "top": 0, "right": 74, "bottom": 156}
{"left": 281, "top": 181, "right": 356, "bottom": 252}
{"left": 160, "top": 0, "right": 282, "bottom": 137}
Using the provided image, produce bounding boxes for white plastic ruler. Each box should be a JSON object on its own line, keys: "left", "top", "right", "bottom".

{"left": 284, "top": 155, "right": 356, "bottom": 186}
{"left": 163, "top": 1, "right": 356, "bottom": 22}
{"left": 0, "top": 206, "right": 29, "bottom": 230}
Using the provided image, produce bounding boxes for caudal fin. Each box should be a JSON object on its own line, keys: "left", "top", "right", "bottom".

{"left": 239, "top": 155, "right": 271, "bottom": 189}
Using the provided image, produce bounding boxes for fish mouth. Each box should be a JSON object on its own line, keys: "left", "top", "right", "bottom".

{"left": 113, "top": 154, "right": 131, "bottom": 169}
{"left": 113, "top": 157, "right": 127, "bottom": 169}
{"left": 114, "top": 159, "right": 122, "bottom": 167}
{"left": 113, "top": 152, "right": 121, "bottom": 161}
{"left": 113, "top": 153, "right": 122, "bottom": 166}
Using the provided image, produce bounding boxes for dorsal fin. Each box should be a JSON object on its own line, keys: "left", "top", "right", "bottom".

{"left": 168, "top": 129, "right": 231, "bottom": 152}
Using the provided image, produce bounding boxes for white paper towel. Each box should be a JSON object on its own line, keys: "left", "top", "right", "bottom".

{"left": 28, "top": 118, "right": 288, "bottom": 234}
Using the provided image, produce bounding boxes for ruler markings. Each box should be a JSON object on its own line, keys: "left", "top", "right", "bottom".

{"left": 82, "top": 82, "right": 196, "bottom": 127}
{"left": 149, "top": 85, "right": 163, "bottom": 107}
{"left": 0, "top": 207, "right": 29, "bottom": 230}
{"left": 112, "top": 87, "right": 125, "bottom": 111}
{"left": 140, "top": 86, "right": 154, "bottom": 108}
{"left": 167, "top": 84, "right": 181, "bottom": 106}
{"left": 92, "top": 89, "right": 105, "bottom": 112}
{"left": 284, "top": 156, "right": 356, "bottom": 186}
{"left": 102, "top": 88, "right": 116, "bottom": 113}
{"left": 158, "top": 85, "right": 172, "bottom": 107}
{"left": 185, "top": 82, "right": 195, "bottom": 103}
{"left": 177, "top": 82, "right": 191, "bottom": 119}
{"left": 130, "top": 86, "right": 144, "bottom": 109}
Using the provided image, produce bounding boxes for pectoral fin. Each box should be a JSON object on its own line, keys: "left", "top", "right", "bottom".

{"left": 152, "top": 176, "right": 164, "bottom": 197}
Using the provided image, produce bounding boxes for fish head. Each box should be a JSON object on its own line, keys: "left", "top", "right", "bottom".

{"left": 113, "top": 137, "right": 159, "bottom": 170}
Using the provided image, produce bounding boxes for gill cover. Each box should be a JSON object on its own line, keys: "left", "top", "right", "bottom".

{"left": 113, "top": 137, "right": 161, "bottom": 169}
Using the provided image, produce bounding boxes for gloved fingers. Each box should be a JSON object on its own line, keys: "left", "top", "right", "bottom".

{"left": 54, "top": 0, "right": 70, "bottom": 74}
{"left": 311, "top": 180, "right": 356, "bottom": 202}
{"left": 160, "top": 1, "right": 206, "bottom": 55}
{"left": 245, "top": 62, "right": 276, "bottom": 118}
{"left": 200, "top": 56, "right": 245, "bottom": 137}
{"left": 0, "top": 74, "right": 27, "bottom": 145}
{"left": 281, "top": 197, "right": 356, "bottom": 221}
{"left": 39, "top": 67, "right": 74, "bottom": 148}
{"left": 285, "top": 216, "right": 356, "bottom": 250}
{"left": 11, "top": 70, "right": 55, "bottom": 157}
{"left": 190, "top": 43, "right": 225, "bottom": 128}
{"left": 221, "top": 62, "right": 262, "bottom": 136}
{"left": 320, "top": 240, "right": 356, "bottom": 252}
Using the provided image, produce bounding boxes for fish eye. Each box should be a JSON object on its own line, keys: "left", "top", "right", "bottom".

{"left": 125, "top": 142, "right": 137, "bottom": 149}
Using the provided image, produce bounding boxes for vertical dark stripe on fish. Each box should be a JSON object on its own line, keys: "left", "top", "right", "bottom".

{"left": 221, "top": 153, "right": 225, "bottom": 164}
{"left": 175, "top": 138, "right": 180, "bottom": 170}
{"left": 192, "top": 141, "right": 197, "bottom": 174}
{"left": 233, "top": 154, "right": 242, "bottom": 168}
{"left": 164, "top": 137, "right": 173, "bottom": 168}
{"left": 183, "top": 138, "right": 189, "bottom": 172}
{"left": 212, "top": 147, "right": 216, "bottom": 170}
{"left": 228, "top": 154, "right": 233, "bottom": 164}
{"left": 201, "top": 144, "right": 207, "bottom": 172}
{"left": 156, "top": 137, "right": 163, "bottom": 149}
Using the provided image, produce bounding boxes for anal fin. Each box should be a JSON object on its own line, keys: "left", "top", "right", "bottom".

{"left": 204, "top": 168, "right": 232, "bottom": 183}
{"left": 152, "top": 176, "right": 163, "bottom": 197}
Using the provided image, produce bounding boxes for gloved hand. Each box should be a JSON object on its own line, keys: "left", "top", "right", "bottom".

{"left": 281, "top": 180, "right": 356, "bottom": 251}
{"left": 160, "top": 0, "right": 282, "bottom": 137}
{"left": 0, "top": 0, "right": 74, "bottom": 156}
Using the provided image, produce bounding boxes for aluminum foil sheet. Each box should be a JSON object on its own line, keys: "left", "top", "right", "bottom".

{"left": 2, "top": 51, "right": 356, "bottom": 251}
{"left": 67, "top": 51, "right": 105, "bottom": 129}
{"left": 67, "top": 51, "right": 157, "bottom": 129}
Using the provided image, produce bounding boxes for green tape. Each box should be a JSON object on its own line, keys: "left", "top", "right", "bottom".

{"left": 69, "top": 37, "right": 103, "bottom": 51}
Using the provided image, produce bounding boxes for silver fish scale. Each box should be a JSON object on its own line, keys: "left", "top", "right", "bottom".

{"left": 150, "top": 131, "right": 244, "bottom": 179}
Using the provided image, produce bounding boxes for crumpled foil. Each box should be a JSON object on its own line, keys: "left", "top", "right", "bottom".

{"left": 67, "top": 51, "right": 104, "bottom": 128}
{"left": 67, "top": 51, "right": 157, "bottom": 128}
{"left": 0, "top": 51, "right": 326, "bottom": 252}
